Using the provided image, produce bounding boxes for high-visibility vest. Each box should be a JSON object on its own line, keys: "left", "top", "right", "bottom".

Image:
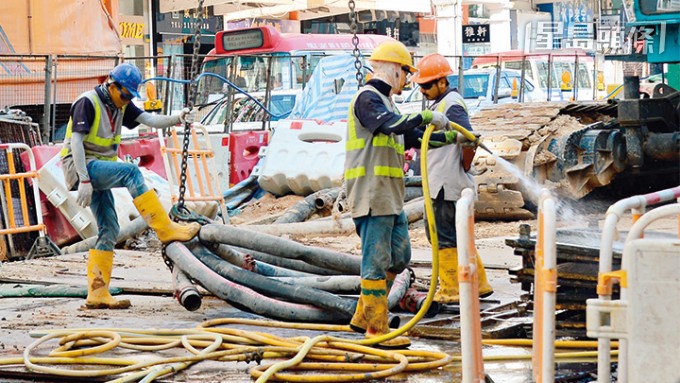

{"left": 60, "top": 90, "right": 125, "bottom": 161}
{"left": 345, "top": 85, "right": 405, "bottom": 218}
{"left": 427, "top": 90, "right": 476, "bottom": 201}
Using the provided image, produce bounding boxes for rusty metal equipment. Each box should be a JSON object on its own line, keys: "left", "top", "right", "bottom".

{"left": 472, "top": 88, "right": 679, "bottom": 220}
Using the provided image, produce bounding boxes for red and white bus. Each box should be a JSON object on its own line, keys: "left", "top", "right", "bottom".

{"left": 199, "top": 26, "right": 393, "bottom": 101}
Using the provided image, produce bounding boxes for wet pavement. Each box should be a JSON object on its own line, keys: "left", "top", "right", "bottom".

{"left": 0, "top": 240, "right": 604, "bottom": 382}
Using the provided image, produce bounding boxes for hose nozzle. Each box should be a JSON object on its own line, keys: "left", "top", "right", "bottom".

{"left": 449, "top": 121, "right": 493, "bottom": 155}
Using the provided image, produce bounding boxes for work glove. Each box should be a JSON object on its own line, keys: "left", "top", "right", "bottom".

{"left": 76, "top": 180, "right": 93, "bottom": 208}
{"left": 418, "top": 130, "right": 457, "bottom": 148}
{"left": 457, "top": 131, "right": 481, "bottom": 145}
{"left": 179, "top": 107, "right": 197, "bottom": 125}
{"left": 429, "top": 111, "right": 450, "bottom": 131}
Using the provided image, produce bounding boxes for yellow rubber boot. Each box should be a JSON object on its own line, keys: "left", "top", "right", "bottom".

{"left": 434, "top": 248, "right": 460, "bottom": 304}
{"left": 85, "top": 249, "right": 131, "bottom": 309}
{"left": 435, "top": 248, "right": 494, "bottom": 304}
{"left": 476, "top": 250, "right": 494, "bottom": 298}
{"left": 133, "top": 190, "right": 201, "bottom": 243}
{"left": 349, "top": 295, "right": 367, "bottom": 334}
{"left": 362, "top": 279, "right": 410, "bottom": 349}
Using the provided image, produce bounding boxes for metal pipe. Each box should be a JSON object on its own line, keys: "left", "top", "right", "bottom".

{"left": 242, "top": 197, "right": 425, "bottom": 237}
{"left": 274, "top": 187, "right": 340, "bottom": 224}
{"left": 623, "top": 75, "right": 640, "bottom": 99}
{"left": 61, "top": 216, "right": 148, "bottom": 254}
{"left": 270, "top": 275, "right": 361, "bottom": 294}
{"left": 210, "top": 244, "right": 314, "bottom": 278}
{"left": 172, "top": 267, "right": 202, "bottom": 312}
{"left": 199, "top": 224, "right": 361, "bottom": 274}
{"left": 644, "top": 132, "right": 680, "bottom": 161}
{"left": 398, "top": 287, "right": 440, "bottom": 318}
{"left": 42, "top": 56, "right": 52, "bottom": 143}
{"left": 165, "top": 241, "right": 342, "bottom": 323}
{"left": 314, "top": 188, "right": 341, "bottom": 211}
{"left": 231, "top": 246, "right": 339, "bottom": 276}
{"left": 185, "top": 240, "right": 356, "bottom": 319}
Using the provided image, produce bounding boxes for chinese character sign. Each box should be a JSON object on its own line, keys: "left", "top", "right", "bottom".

{"left": 462, "top": 24, "right": 491, "bottom": 44}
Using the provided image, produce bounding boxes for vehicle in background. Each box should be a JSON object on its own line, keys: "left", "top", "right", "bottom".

{"left": 471, "top": 49, "right": 603, "bottom": 101}
{"left": 199, "top": 26, "right": 392, "bottom": 102}
{"left": 200, "top": 89, "right": 299, "bottom": 132}
{"left": 396, "top": 68, "right": 543, "bottom": 115}
{"left": 639, "top": 71, "right": 669, "bottom": 97}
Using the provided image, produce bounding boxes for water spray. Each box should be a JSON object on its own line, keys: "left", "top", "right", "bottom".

{"left": 448, "top": 121, "right": 494, "bottom": 155}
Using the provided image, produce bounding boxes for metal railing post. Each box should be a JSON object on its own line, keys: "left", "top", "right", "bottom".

{"left": 42, "top": 55, "right": 52, "bottom": 144}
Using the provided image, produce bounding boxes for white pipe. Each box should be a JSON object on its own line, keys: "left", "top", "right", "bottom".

{"left": 597, "top": 186, "right": 680, "bottom": 383}
{"left": 626, "top": 204, "right": 680, "bottom": 244}
{"left": 541, "top": 194, "right": 556, "bottom": 382}
{"left": 457, "top": 188, "right": 484, "bottom": 383}
{"left": 618, "top": 203, "right": 680, "bottom": 383}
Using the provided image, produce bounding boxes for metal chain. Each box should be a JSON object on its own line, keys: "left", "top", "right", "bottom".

{"left": 348, "top": 0, "right": 363, "bottom": 89}
{"left": 177, "top": 0, "right": 205, "bottom": 211}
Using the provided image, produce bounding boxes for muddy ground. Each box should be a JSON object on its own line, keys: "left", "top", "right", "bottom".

{"left": 0, "top": 189, "right": 676, "bottom": 383}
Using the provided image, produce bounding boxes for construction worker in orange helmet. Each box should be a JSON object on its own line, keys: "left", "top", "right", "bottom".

{"left": 61, "top": 63, "right": 201, "bottom": 310}
{"left": 412, "top": 53, "right": 493, "bottom": 304}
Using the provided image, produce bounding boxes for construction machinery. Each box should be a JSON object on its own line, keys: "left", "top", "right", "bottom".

{"left": 470, "top": 1, "right": 679, "bottom": 221}
{"left": 490, "top": 0, "right": 680, "bottom": 340}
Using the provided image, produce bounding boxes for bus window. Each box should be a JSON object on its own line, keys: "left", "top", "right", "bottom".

{"left": 196, "top": 26, "right": 393, "bottom": 112}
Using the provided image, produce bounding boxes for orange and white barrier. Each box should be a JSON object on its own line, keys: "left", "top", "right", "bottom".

{"left": 0, "top": 143, "right": 59, "bottom": 260}
{"left": 456, "top": 188, "right": 485, "bottom": 383}
{"left": 590, "top": 185, "right": 680, "bottom": 383}
{"left": 532, "top": 189, "right": 557, "bottom": 382}
{"left": 159, "top": 124, "right": 228, "bottom": 222}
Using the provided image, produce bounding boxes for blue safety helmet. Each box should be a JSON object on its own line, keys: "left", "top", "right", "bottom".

{"left": 109, "top": 63, "right": 143, "bottom": 98}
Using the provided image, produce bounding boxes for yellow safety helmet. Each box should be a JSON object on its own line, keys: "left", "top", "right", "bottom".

{"left": 369, "top": 40, "right": 417, "bottom": 73}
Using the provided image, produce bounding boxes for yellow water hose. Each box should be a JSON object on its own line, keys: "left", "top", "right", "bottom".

{"left": 0, "top": 124, "right": 614, "bottom": 381}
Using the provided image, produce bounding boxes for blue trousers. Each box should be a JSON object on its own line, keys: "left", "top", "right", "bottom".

{"left": 87, "top": 160, "right": 148, "bottom": 251}
{"left": 353, "top": 211, "right": 412, "bottom": 280}
{"left": 424, "top": 188, "right": 458, "bottom": 249}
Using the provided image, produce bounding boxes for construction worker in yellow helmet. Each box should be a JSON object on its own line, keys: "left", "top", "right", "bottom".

{"left": 61, "top": 63, "right": 201, "bottom": 310}
{"left": 411, "top": 53, "right": 493, "bottom": 304}
{"left": 345, "top": 40, "right": 462, "bottom": 348}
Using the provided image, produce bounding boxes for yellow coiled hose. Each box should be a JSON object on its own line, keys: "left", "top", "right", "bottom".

{"left": 0, "top": 124, "right": 614, "bottom": 382}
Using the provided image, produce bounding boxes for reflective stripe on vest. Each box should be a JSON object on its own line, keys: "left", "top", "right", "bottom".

{"left": 436, "top": 91, "right": 468, "bottom": 113}
{"left": 60, "top": 91, "right": 124, "bottom": 161}
{"left": 345, "top": 86, "right": 404, "bottom": 180}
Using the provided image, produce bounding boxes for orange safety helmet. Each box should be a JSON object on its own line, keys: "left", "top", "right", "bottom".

{"left": 411, "top": 53, "right": 454, "bottom": 84}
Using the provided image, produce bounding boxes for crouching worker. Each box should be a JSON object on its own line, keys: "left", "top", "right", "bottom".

{"left": 411, "top": 53, "right": 493, "bottom": 304}
{"left": 345, "top": 41, "right": 452, "bottom": 348}
{"left": 60, "top": 63, "right": 201, "bottom": 309}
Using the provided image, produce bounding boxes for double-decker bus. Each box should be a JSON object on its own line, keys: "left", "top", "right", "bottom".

{"left": 199, "top": 26, "right": 393, "bottom": 102}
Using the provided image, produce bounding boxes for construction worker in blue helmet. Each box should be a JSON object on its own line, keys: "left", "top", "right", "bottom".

{"left": 344, "top": 40, "right": 456, "bottom": 349}
{"left": 60, "top": 62, "right": 200, "bottom": 310}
